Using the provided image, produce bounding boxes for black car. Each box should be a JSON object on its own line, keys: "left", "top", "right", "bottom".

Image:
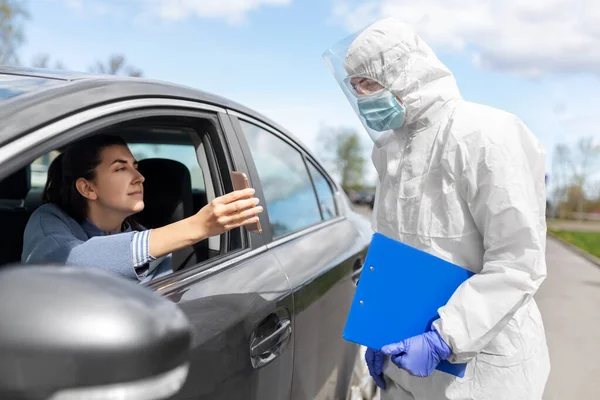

{"left": 0, "top": 68, "right": 376, "bottom": 400}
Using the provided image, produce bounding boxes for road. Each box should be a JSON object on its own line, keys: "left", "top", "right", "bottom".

{"left": 352, "top": 206, "right": 600, "bottom": 399}
{"left": 538, "top": 237, "right": 600, "bottom": 399}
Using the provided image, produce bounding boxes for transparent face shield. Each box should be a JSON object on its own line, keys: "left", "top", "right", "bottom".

{"left": 322, "top": 29, "right": 406, "bottom": 146}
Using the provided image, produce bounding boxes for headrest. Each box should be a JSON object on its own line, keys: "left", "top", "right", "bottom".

{"left": 135, "top": 158, "right": 193, "bottom": 229}
{"left": 0, "top": 166, "right": 31, "bottom": 200}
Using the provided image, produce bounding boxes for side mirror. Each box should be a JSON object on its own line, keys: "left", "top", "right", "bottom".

{"left": 0, "top": 265, "right": 192, "bottom": 400}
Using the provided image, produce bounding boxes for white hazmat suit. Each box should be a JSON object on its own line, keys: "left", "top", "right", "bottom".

{"left": 324, "top": 18, "right": 550, "bottom": 400}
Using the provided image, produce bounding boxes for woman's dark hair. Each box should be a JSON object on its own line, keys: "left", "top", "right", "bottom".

{"left": 42, "top": 134, "right": 130, "bottom": 223}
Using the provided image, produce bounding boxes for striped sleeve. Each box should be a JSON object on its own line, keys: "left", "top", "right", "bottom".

{"left": 131, "top": 230, "right": 156, "bottom": 268}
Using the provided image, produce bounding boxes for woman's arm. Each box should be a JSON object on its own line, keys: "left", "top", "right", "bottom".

{"left": 23, "top": 216, "right": 141, "bottom": 280}
{"left": 148, "top": 188, "right": 262, "bottom": 258}
{"left": 22, "top": 189, "right": 262, "bottom": 279}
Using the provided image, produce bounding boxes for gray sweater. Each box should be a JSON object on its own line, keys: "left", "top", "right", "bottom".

{"left": 21, "top": 203, "right": 172, "bottom": 283}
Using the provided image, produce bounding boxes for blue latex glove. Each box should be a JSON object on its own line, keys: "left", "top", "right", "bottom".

{"left": 381, "top": 330, "right": 452, "bottom": 378}
{"left": 365, "top": 348, "right": 386, "bottom": 390}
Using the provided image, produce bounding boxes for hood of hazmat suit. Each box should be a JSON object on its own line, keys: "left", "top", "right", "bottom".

{"left": 323, "top": 18, "right": 550, "bottom": 400}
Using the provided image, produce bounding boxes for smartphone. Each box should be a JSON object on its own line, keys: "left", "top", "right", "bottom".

{"left": 230, "top": 171, "right": 262, "bottom": 234}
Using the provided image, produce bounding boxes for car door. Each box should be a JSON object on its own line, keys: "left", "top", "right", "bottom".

{"left": 0, "top": 96, "right": 295, "bottom": 400}
{"left": 150, "top": 249, "right": 294, "bottom": 400}
{"left": 145, "top": 110, "right": 295, "bottom": 400}
{"left": 228, "top": 112, "right": 369, "bottom": 400}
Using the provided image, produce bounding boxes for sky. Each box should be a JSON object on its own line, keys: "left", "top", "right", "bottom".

{"left": 17, "top": 0, "right": 600, "bottom": 191}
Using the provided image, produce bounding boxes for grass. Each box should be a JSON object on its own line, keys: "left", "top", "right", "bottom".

{"left": 547, "top": 218, "right": 600, "bottom": 228}
{"left": 549, "top": 230, "right": 600, "bottom": 259}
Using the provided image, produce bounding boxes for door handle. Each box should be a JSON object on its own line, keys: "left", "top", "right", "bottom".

{"left": 351, "top": 258, "right": 364, "bottom": 286}
{"left": 251, "top": 318, "right": 291, "bottom": 357}
{"left": 250, "top": 318, "right": 292, "bottom": 369}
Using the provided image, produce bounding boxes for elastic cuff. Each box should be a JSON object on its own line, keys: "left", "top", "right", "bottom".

{"left": 131, "top": 230, "right": 155, "bottom": 267}
{"left": 430, "top": 328, "right": 452, "bottom": 360}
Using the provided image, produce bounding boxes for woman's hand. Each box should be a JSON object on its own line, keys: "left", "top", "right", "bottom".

{"left": 148, "top": 188, "right": 263, "bottom": 259}
{"left": 193, "top": 188, "right": 263, "bottom": 239}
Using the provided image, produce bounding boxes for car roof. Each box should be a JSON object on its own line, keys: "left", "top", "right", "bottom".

{"left": 0, "top": 65, "right": 103, "bottom": 81}
{"left": 0, "top": 67, "right": 313, "bottom": 157}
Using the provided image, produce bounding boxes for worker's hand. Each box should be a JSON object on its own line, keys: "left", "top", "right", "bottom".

{"left": 381, "top": 330, "right": 451, "bottom": 378}
{"left": 194, "top": 188, "right": 263, "bottom": 239}
{"left": 365, "top": 347, "right": 386, "bottom": 390}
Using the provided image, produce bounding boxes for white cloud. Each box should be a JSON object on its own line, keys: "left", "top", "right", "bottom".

{"left": 52, "top": 0, "right": 292, "bottom": 24}
{"left": 47, "top": 0, "right": 132, "bottom": 20}
{"left": 330, "top": 0, "right": 600, "bottom": 76}
{"left": 139, "top": 0, "right": 292, "bottom": 24}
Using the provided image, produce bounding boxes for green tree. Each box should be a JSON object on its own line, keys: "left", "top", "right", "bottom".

{"left": 90, "top": 54, "right": 142, "bottom": 77}
{"left": 551, "top": 136, "right": 600, "bottom": 219}
{"left": 319, "top": 127, "right": 366, "bottom": 191}
{"left": 551, "top": 143, "right": 572, "bottom": 218}
{"left": 572, "top": 137, "right": 600, "bottom": 216}
{"left": 0, "top": 0, "right": 29, "bottom": 65}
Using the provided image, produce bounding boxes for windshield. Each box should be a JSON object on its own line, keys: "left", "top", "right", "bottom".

{"left": 0, "top": 74, "right": 62, "bottom": 101}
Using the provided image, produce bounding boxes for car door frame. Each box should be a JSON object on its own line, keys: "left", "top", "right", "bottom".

{"left": 0, "top": 98, "right": 269, "bottom": 254}
{"left": 224, "top": 109, "right": 347, "bottom": 238}
{"left": 0, "top": 97, "right": 296, "bottom": 399}
{"left": 225, "top": 109, "right": 367, "bottom": 399}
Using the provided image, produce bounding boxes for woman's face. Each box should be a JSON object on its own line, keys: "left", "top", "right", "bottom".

{"left": 78, "top": 144, "right": 145, "bottom": 217}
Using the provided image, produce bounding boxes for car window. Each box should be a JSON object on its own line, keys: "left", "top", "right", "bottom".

{"left": 307, "top": 162, "right": 337, "bottom": 221}
{"left": 239, "top": 120, "right": 322, "bottom": 237}
{"left": 0, "top": 74, "right": 61, "bottom": 101}
{"left": 29, "top": 144, "right": 205, "bottom": 191}
{"left": 30, "top": 151, "right": 60, "bottom": 188}
{"left": 128, "top": 143, "right": 205, "bottom": 190}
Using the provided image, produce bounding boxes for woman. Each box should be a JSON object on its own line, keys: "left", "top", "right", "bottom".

{"left": 21, "top": 134, "right": 263, "bottom": 283}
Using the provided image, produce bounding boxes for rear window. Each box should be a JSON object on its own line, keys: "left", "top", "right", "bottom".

{"left": 0, "top": 74, "right": 61, "bottom": 101}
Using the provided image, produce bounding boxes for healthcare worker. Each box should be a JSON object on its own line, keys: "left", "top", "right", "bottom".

{"left": 323, "top": 18, "right": 550, "bottom": 400}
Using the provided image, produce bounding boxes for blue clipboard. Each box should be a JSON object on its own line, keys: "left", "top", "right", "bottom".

{"left": 343, "top": 233, "right": 475, "bottom": 377}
